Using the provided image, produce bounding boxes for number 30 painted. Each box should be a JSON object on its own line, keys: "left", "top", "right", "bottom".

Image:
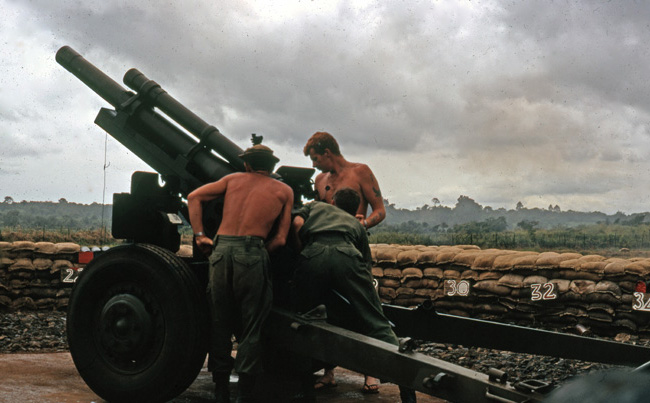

{"left": 445, "top": 279, "right": 470, "bottom": 297}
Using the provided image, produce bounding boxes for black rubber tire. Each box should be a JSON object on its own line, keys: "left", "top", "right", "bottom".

{"left": 67, "top": 243, "right": 208, "bottom": 402}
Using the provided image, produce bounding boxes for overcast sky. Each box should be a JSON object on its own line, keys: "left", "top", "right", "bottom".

{"left": 2, "top": 0, "right": 650, "bottom": 214}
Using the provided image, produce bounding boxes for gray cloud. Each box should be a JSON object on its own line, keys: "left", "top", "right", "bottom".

{"left": 4, "top": 0, "right": 650, "bottom": 213}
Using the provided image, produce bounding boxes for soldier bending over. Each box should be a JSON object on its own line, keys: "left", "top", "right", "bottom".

{"left": 303, "top": 131, "right": 387, "bottom": 392}
{"left": 291, "top": 188, "right": 416, "bottom": 403}
{"left": 188, "top": 144, "right": 293, "bottom": 403}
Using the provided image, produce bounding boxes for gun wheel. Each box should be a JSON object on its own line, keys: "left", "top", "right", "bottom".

{"left": 67, "top": 244, "right": 208, "bottom": 403}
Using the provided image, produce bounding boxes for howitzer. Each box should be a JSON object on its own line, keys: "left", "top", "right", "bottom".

{"left": 58, "top": 46, "right": 650, "bottom": 403}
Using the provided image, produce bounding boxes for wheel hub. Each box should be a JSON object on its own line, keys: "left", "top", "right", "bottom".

{"left": 98, "top": 293, "right": 153, "bottom": 366}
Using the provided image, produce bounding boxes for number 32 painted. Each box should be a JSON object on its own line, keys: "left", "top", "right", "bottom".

{"left": 531, "top": 283, "right": 557, "bottom": 301}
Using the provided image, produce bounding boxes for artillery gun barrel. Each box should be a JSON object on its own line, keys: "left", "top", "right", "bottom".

{"left": 124, "top": 69, "right": 245, "bottom": 171}
{"left": 55, "top": 46, "right": 133, "bottom": 108}
{"left": 56, "top": 46, "right": 246, "bottom": 193}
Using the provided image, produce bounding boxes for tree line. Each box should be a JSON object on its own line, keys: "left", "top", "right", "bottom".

{"left": 3, "top": 196, "right": 650, "bottom": 251}
{"left": 381, "top": 195, "right": 648, "bottom": 230}
{"left": 0, "top": 198, "right": 111, "bottom": 230}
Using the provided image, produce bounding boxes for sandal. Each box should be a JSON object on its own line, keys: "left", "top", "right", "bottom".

{"left": 362, "top": 383, "right": 379, "bottom": 394}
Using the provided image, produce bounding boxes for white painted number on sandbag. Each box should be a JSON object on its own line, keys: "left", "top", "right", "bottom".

{"left": 632, "top": 293, "right": 650, "bottom": 311}
{"left": 531, "top": 283, "right": 557, "bottom": 301}
{"left": 61, "top": 267, "right": 84, "bottom": 283}
{"left": 445, "top": 279, "right": 470, "bottom": 297}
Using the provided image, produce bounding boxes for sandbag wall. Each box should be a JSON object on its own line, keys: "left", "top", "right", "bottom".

{"left": 371, "top": 244, "right": 650, "bottom": 336}
{"left": 0, "top": 241, "right": 81, "bottom": 311}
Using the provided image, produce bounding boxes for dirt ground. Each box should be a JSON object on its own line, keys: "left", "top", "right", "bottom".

{"left": 0, "top": 352, "right": 443, "bottom": 403}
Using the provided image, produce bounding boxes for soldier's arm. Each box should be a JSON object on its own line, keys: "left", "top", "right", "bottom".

{"left": 356, "top": 224, "right": 373, "bottom": 266}
{"left": 290, "top": 215, "right": 305, "bottom": 251}
{"left": 187, "top": 176, "right": 231, "bottom": 254}
{"left": 313, "top": 173, "right": 326, "bottom": 201}
{"left": 289, "top": 202, "right": 313, "bottom": 251}
{"left": 357, "top": 165, "right": 386, "bottom": 229}
{"left": 265, "top": 186, "right": 294, "bottom": 253}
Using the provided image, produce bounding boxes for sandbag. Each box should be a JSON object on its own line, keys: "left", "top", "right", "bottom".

{"left": 383, "top": 268, "right": 402, "bottom": 279}
{"left": 423, "top": 267, "right": 444, "bottom": 279}
{"left": 473, "top": 280, "right": 511, "bottom": 296}
{"left": 373, "top": 246, "right": 400, "bottom": 264}
{"left": 32, "top": 258, "right": 53, "bottom": 271}
{"left": 54, "top": 242, "right": 81, "bottom": 254}
{"left": 570, "top": 280, "right": 596, "bottom": 294}
{"left": 9, "top": 258, "right": 34, "bottom": 272}
{"left": 460, "top": 270, "right": 479, "bottom": 280}
{"left": 397, "top": 249, "right": 421, "bottom": 266}
{"left": 443, "top": 269, "right": 461, "bottom": 279}
{"left": 379, "top": 287, "right": 396, "bottom": 300}
{"left": 498, "top": 274, "right": 525, "bottom": 288}
{"left": 12, "top": 241, "right": 36, "bottom": 251}
{"left": 34, "top": 242, "right": 56, "bottom": 255}
{"left": 453, "top": 250, "right": 483, "bottom": 267}
{"left": 401, "top": 267, "right": 423, "bottom": 281}
{"left": 478, "top": 271, "right": 502, "bottom": 280}
{"left": 378, "top": 278, "right": 400, "bottom": 288}
{"left": 395, "top": 287, "right": 415, "bottom": 297}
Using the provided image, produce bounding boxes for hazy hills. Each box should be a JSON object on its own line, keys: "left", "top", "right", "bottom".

{"left": 1, "top": 195, "right": 647, "bottom": 231}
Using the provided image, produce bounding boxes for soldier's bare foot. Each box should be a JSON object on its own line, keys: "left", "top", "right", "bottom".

{"left": 314, "top": 369, "right": 337, "bottom": 390}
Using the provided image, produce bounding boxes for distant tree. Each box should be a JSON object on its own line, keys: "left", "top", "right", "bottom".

{"left": 517, "top": 220, "right": 539, "bottom": 241}
{"left": 485, "top": 216, "right": 507, "bottom": 232}
{"left": 553, "top": 205, "right": 561, "bottom": 212}
{"left": 548, "top": 204, "right": 553, "bottom": 211}
{"left": 32, "top": 215, "right": 48, "bottom": 228}
{"left": 454, "top": 195, "right": 484, "bottom": 222}
{"left": 3, "top": 210, "right": 20, "bottom": 227}
{"left": 622, "top": 214, "right": 646, "bottom": 226}
{"left": 456, "top": 195, "right": 481, "bottom": 208}
{"left": 59, "top": 198, "right": 68, "bottom": 204}
{"left": 516, "top": 201, "right": 524, "bottom": 211}
{"left": 517, "top": 220, "right": 539, "bottom": 231}
{"left": 453, "top": 216, "right": 507, "bottom": 234}
{"left": 431, "top": 197, "right": 441, "bottom": 207}
{"left": 3, "top": 196, "right": 14, "bottom": 204}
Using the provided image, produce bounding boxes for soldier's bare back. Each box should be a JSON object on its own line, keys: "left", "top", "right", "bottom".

{"left": 218, "top": 172, "right": 292, "bottom": 237}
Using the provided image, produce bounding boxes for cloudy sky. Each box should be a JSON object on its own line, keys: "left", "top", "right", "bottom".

{"left": 2, "top": 0, "right": 650, "bottom": 214}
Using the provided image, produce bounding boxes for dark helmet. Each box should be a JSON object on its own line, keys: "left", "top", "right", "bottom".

{"left": 238, "top": 144, "right": 280, "bottom": 164}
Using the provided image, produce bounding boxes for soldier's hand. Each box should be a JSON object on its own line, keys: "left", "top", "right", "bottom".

{"left": 355, "top": 214, "right": 368, "bottom": 228}
{"left": 195, "top": 235, "right": 213, "bottom": 256}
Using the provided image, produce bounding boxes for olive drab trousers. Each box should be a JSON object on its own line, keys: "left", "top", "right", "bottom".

{"left": 207, "top": 235, "right": 272, "bottom": 377}
{"left": 292, "top": 233, "right": 399, "bottom": 346}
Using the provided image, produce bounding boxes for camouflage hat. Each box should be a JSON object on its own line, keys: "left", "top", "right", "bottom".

{"left": 239, "top": 144, "right": 280, "bottom": 163}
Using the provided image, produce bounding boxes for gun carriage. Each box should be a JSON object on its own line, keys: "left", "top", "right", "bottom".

{"left": 57, "top": 46, "right": 650, "bottom": 403}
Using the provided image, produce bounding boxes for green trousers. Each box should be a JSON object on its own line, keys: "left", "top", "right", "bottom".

{"left": 293, "top": 234, "right": 398, "bottom": 346}
{"left": 207, "top": 235, "right": 272, "bottom": 376}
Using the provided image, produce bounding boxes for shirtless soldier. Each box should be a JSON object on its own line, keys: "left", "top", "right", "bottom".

{"left": 187, "top": 143, "right": 293, "bottom": 403}
{"left": 303, "top": 131, "right": 386, "bottom": 393}
{"left": 304, "top": 131, "right": 386, "bottom": 230}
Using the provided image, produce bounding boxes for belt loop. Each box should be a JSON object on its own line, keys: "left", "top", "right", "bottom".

{"left": 245, "top": 236, "right": 251, "bottom": 251}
